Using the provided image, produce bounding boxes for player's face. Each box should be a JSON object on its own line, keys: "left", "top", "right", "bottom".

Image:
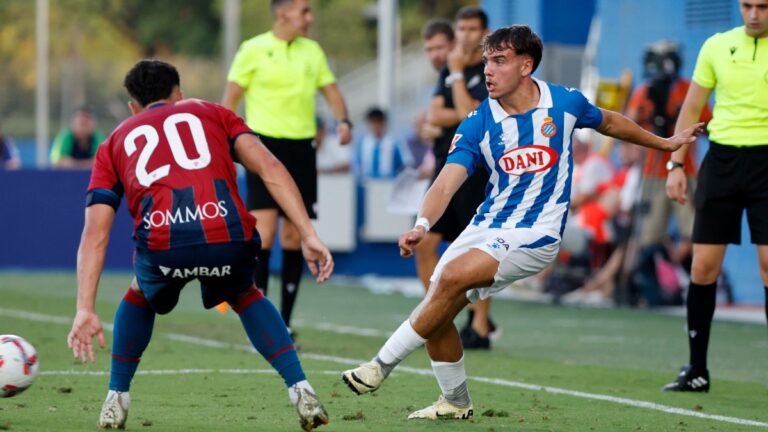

{"left": 282, "top": 0, "right": 313, "bottom": 37}
{"left": 483, "top": 47, "right": 533, "bottom": 100}
{"left": 741, "top": 0, "right": 768, "bottom": 37}
{"left": 455, "top": 18, "right": 486, "bottom": 53}
{"left": 423, "top": 33, "right": 453, "bottom": 71}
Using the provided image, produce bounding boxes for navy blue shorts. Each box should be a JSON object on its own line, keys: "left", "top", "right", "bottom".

{"left": 134, "top": 235, "right": 261, "bottom": 314}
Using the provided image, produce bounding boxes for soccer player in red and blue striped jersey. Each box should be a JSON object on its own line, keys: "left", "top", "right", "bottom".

{"left": 67, "top": 60, "right": 332, "bottom": 431}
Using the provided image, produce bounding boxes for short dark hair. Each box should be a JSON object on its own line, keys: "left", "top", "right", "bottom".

{"left": 124, "top": 60, "right": 180, "bottom": 107}
{"left": 483, "top": 25, "right": 543, "bottom": 73}
{"left": 366, "top": 107, "right": 386, "bottom": 122}
{"left": 455, "top": 6, "right": 488, "bottom": 29}
{"left": 271, "top": 0, "right": 294, "bottom": 15}
{"left": 72, "top": 105, "right": 95, "bottom": 117}
{"left": 422, "top": 18, "right": 454, "bottom": 41}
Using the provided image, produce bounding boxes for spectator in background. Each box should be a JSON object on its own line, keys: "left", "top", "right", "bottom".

{"left": 406, "top": 113, "right": 436, "bottom": 180}
{"left": 315, "top": 116, "right": 351, "bottom": 174}
{"left": 626, "top": 41, "right": 712, "bottom": 306}
{"left": 562, "top": 142, "right": 644, "bottom": 306}
{"left": 222, "top": 0, "right": 352, "bottom": 337}
{"left": 354, "top": 107, "right": 411, "bottom": 180}
{"left": 547, "top": 139, "right": 616, "bottom": 301}
{"left": 422, "top": 18, "right": 455, "bottom": 73}
{"left": 569, "top": 138, "right": 614, "bottom": 211}
{"left": 0, "top": 124, "right": 21, "bottom": 170}
{"left": 417, "top": 18, "right": 455, "bottom": 153}
{"left": 50, "top": 106, "right": 105, "bottom": 169}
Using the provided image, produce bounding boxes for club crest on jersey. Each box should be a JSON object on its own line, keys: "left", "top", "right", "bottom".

{"left": 448, "top": 134, "right": 463, "bottom": 153}
{"left": 540, "top": 117, "right": 557, "bottom": 138}
{"left": 499, "top": 145, "right": 557, "bottom": 176}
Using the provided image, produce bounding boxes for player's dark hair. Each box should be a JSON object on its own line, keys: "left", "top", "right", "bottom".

{"left": 422, "top": 18, "right": 454, "bottom": 41}
{"left": 124, "top": 60, "right": 180, "bottom": 107}
{"left": 366, "top": 107, "right": 386, "bottom": 122}
{"left": 483, "top": 25, "right": 543, "bottom": 73}
{"left": 456, "top": 6, "right": 488, "bottom": 30}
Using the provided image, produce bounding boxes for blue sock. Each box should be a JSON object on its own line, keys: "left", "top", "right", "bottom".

{"left": 233, "top": 289, "right": 305, "bottom": 387}
{"left": 109, "top": 289, "right": 155, "bottom": 392}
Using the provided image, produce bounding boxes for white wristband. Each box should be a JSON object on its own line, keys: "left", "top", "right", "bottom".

{"left": 445, "top": 72, "right": 464, "bottom": 86}
{"left": 414, "top": 217, "right": 430, "bottom": 232}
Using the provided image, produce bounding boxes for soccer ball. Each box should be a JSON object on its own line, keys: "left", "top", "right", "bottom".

{"left": 0, "top": 335, "right": 39, "bottom": 398}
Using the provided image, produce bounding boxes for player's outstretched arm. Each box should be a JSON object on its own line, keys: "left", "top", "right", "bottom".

{"left": 67, "top": 204, "right": 114, "bottom": 363}
{"left": 596, "top": 109, "right": 705, "bottom": 153}
{"left": 399, "top": 163, "right": 467, "bottom": 258}
{"left": 234, "top": 134, "right": 334, "bottom": 282}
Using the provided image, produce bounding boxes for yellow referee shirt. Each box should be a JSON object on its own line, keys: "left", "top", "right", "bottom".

{"left": 227, "top": 31, "right": 336, "bottom": 139}
{"left": 692, "top": 26, "right": 768, "bottom": 146}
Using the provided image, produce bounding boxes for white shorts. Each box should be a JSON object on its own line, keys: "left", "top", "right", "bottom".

{"left": 429, "top": 224, "right": 560, "bottom": 302}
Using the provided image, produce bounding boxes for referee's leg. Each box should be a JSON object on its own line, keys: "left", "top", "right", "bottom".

{"left": 756, "top": 245, "right": 768, "bottom": 328}
{"left": 688, "top": 243, "right": 726, "bottom": 369}
{"left": 253, "top": 208, "right": 279, "bottom": 295}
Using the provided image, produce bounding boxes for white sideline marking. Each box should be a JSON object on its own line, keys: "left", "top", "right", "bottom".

{"left": 41, "top": 368, "right": 341, "bottom": 377}
{"left": 2, "top": 307, "right": 767, "bottom": 429}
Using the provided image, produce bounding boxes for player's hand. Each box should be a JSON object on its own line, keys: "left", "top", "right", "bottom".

{"left": 666, "top": 167, "right": 688, "bottom": 205}
{"left": 337, "top": 122, "right": 352, "bottom": 145}
{"left": 67, "top": 309, "right": 105, "bottom": 363}
{"left": 399, "top": 226, "right": 426, "bottom": 258}
{"left": 301, "top": 234, "right": 334, "bottom": 283}
{"left": 663, "top": 122, "right": 705, "bottom": 152}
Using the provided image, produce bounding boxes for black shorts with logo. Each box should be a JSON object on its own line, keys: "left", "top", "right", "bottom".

{"left": 693, "top": 141, "right": 768, "bottom": 245}
{"left": 134, "top": 233, "right": 261, "bottom": 314}
{"left": 245, "top": 135, "right": 317, "bottom": 219}
{"left": 431, "top": 163, "right": 490, "bottom": 242}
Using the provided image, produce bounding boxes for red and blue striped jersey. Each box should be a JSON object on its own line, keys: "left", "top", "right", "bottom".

{"left": 87, "top": 99, "right": 257, "bottom": 250}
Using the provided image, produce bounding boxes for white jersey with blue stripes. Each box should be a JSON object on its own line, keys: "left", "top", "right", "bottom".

{"left": 446, "top": 78, "right": 604, "bottom": 239}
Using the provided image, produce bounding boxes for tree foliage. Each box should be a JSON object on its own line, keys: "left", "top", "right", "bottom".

{"left": 0, "top": 0, "right": 476, "bottom": 136}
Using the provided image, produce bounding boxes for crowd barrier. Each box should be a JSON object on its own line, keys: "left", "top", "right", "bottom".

{"left": 0, "top": 169, "right": 762, "bottom": 303}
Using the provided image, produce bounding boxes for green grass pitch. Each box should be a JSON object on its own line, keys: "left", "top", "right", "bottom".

{"left": 0, "top": 272, "right": 766, "bottom": 431}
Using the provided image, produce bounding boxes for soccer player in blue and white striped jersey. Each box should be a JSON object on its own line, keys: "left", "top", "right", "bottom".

{"left": 342, "top": 25, "right": 705, "bottom": 420}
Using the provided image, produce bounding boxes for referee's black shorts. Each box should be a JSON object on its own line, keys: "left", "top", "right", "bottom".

{"left": 693, "top": 141, "right": 768, "bottom": 245}
{"left": 431, "top": 164, "right": 489, "bottom": 242}
{"left": 245, "top": 135, "right": 317, "bottom": 219}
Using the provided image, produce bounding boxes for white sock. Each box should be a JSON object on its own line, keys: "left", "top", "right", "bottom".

{"left": 376, "top": 320, "right": 426, "bottom": 366}
{"left": 288, "top": 380, "right": 315, "bottom": 406}
{"left": 431, "top": 355, "right": 470, "bottom": 407}
{"left": 106, "top": 390, "right": 131, "bottom": 409}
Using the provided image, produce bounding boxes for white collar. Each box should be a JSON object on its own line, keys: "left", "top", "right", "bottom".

{"left": 489, "top": 77, "right": 553, "bottom": 123}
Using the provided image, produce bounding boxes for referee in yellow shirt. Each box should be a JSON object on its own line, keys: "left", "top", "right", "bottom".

{"left": 222, "top": 0, "right": 352, "bottom": 336}
{"left": 664, "top": 0, "right": 768, "bottom": 392}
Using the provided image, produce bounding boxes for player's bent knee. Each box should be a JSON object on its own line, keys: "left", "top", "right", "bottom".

{"left": 228, "top": 286, "right": 265, "bottom": 314}
{"left": 436, "top": 266, "right": 470, "bottom": 296}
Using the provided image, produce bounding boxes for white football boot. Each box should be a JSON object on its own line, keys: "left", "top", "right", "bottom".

{"left": 98, "top": 390, "right": 130, "bottom": 429}
{"left": 341, "top": 361, "right": 385, "bottom": 395}
{"left": 293, "top": 387, "right": 329, "bottom": 431}
{"left": 407, "top": 395, "right": 473, "bottom": 420}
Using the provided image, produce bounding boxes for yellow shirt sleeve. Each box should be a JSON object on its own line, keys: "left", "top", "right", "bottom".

{"left": 692, "top": 36, "right": 716, "bottom": 89}
{"left": 315, "top": 47, "right": 336, "bottom": 88}
{"left": 227, "top": 41, "right": 257, "bottom": 88}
